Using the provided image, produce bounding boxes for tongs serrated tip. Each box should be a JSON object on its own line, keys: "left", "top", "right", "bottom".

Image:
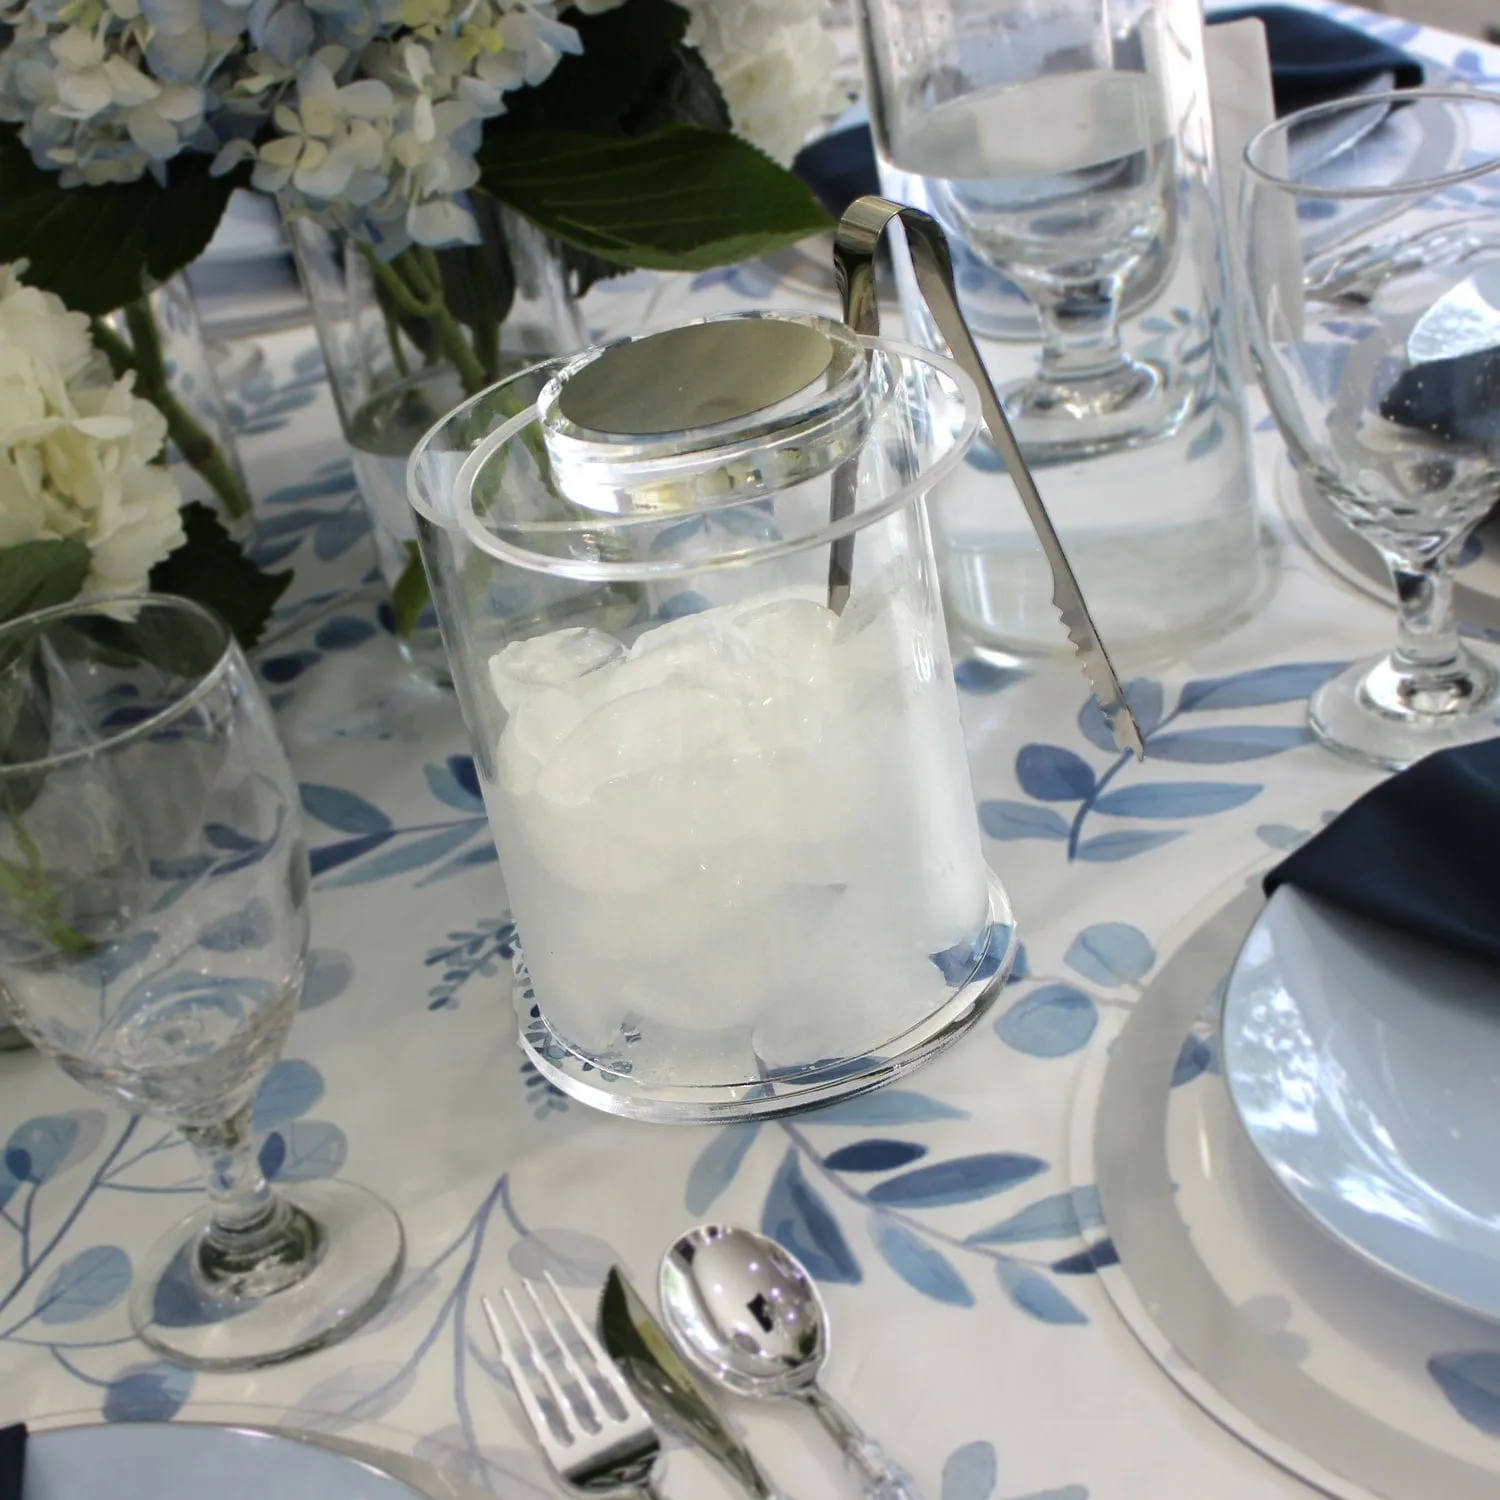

{"left": 830, "top": 196, "right": 1145, "bottom": 761}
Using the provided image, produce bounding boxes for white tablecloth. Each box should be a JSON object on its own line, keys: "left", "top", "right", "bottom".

{"left": 2, "top": 10, "right": 1498, "bottom": 1498}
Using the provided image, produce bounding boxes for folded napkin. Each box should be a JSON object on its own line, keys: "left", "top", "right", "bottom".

{"left": 1207, "top": 5, "right": 1424, "bottom": 117}
{"left": 1380, "top": 349, "right": 1500, "bottom": 447}
{"left": 793, "top": 125, "right": 879, "bottom": 221}
{"left": 0, "top": 1422, "right": 25, "bottom": 1500}
{"left": 794, "top": 8, "right": 1426, "bottom": 216}
{"left": 1264, "top": 739, "right": 1500, "bottom": 967}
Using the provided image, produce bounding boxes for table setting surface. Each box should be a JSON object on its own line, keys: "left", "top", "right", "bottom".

{"left": 2, "top": 7, "right": 1500, "bottom": 1498}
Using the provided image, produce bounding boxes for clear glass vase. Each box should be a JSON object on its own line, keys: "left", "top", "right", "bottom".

{"left": 288, "top": 203, "right": 587, "bottom": 686}
{"left": 98, "top": 274, "right": 254, "bottom": 538}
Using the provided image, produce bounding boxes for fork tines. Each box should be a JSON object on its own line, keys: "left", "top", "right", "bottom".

{"left": 482, "top": 1271, "right": 646, "bottom": 1463}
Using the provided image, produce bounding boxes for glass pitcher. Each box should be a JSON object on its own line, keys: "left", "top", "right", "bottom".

{"left": 408, "top": 311, "right": 1016, "bottom": 1121}
{"left": 864, "top": 0, "right": 1266, "bottom": 664}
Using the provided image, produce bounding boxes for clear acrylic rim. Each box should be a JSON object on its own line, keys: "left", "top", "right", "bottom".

{"left": 1242, "top": 87, "right": 1500, "bottom": 199}
{"left": 405, "top": 357, "right": 569, "bottom": 525}
{"left": 447, "top": 334, "right": 983, "bottom": 583}
{"left": 0, "top": 592, "right": 235, "bottom": 778}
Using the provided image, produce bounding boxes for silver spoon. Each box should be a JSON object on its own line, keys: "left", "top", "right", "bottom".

{"left": 659, "top": 1225, "right": 919, "bottom": 1500}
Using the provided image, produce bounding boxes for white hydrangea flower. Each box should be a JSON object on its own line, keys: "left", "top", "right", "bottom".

{"left": 679, "top": 0, "right": 842, "bottom": 164}
{"left": 1, "top": 0, "right": 833, "bottom": 254}
{"left": 258, "top": 5, "right": 584, "bottom": 253}
{"left": 0, "top": 262, "right": 185, "bottom": 599}
{"left": 1, "top": 4, "right": 224, "bottom": 181}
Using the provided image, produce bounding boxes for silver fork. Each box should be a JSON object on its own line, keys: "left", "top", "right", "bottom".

{"left": 483, "top": 1273, "right": 665, "bottom": 1499}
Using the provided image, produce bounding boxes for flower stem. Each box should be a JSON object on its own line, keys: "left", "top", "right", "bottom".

{"left": 360, "top": 244, "right": 489, "bottom": 397}
{"left": 95, "top": 305, "right": 253, "bottom": 522}
{"left": 0, "top": 802, "right": 94, "bottom": 956}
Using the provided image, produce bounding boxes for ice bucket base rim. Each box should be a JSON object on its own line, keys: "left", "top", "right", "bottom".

{"left": 514, "top": 868, "right": 1016, "bottom": 1124}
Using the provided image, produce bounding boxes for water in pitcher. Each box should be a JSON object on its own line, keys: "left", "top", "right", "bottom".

{"left": 883, "top": 70, "right": 1263, "bottom": 656}
{"left": 887, "top": 71, "right": 1175, "bottom": 293}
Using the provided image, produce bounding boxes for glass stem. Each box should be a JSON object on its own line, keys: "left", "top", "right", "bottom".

{"left": 1384, "top": 547, "right": 1466, "bottom": 694}
{"left": 181, "top": 1103, "right": 316, "bottom": 1287}
{"left": 1032, "top": 276, "right": 1129, "bottom": 384}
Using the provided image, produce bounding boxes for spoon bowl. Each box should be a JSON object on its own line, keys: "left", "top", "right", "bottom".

{"left": 659, "top": 1224, "right": 921, "bottom": 1500}
{"left": 659, "top": 1224, "right": 826, "bottom": 1398}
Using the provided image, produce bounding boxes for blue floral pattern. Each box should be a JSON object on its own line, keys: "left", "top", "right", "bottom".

{"left": 974, "top": 663, "right": 1347, "bottom": 860}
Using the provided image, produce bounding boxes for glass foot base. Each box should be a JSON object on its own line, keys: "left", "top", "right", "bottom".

{"left": 1309, "top": 650, "right": 1500, "bottom": 771}
{"left": 130, "top": 1181, "right": 404, "bottom": 1371}
{"left": 517, "top": 870, "right": 1016, "bottom": 1123}
{"left": 1001, "top": 358, "right": 1191, "bottom": 462}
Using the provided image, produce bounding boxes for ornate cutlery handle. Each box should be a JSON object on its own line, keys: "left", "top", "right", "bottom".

{"left": 802, "top": 1387, "right": 920, "bottom": 1500}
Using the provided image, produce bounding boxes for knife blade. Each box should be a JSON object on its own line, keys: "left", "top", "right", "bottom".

{"left": 830, "top": 196, "right": 1145, "bottom": 759}
{"left": 597, "top": 1266, "right": 792, "bottom": 1500}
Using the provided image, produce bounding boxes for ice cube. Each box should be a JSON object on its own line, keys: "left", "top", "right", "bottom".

{"left": 509, "top": 686, "right": 586, "bottom": 762}
{"left": 488, "top": 628, "right": 624, "bottom": 714}
{"left": 630, "top": 607, "right": 728, "bottom": 659}
{"left": 606, "top": 609, "right": 754, "bottom": 701}
{"left": 535, "top": 685, "right": 737, "bottom": 806}
{"left": 731, "top": 595, "right": 840, "bottom": 688}
{"left": 494, "top": 686, "right": 589, "bottom": 798}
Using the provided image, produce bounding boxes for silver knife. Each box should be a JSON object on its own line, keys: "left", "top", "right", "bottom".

{"left": 597, "top": 1265, "right": 794, "bottom": 1500}
{"left": 829, "top": 196, "right": 1145, "bottom": 759}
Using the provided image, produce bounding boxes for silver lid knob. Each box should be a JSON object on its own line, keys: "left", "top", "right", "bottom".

{"left": 538, "top": 312, "right": 870, "bottom": 515}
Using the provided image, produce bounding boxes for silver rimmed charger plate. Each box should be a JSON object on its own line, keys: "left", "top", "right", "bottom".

{"left": 1069, "top": 865, "right": 1500, "bottom": 1500}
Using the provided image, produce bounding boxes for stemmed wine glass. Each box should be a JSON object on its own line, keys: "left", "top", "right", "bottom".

{"left": 0, "top": 595, "right": 403, "bottom": 1367}
{"left": 858, "top": 0, "right": 1187, "bottom": 458}
{"left": 1243, "top": 90, "right": 1500, "bottom": 768}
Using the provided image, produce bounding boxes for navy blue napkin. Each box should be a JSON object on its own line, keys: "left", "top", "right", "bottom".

{"left": 793, "top": 9, "right": 1426, "bottom": 216}
{"left": 1379, "top": 351, "right": 1500, "bottom": 448}
{"left": 0, "top": 1422, "right": 25, "bottom": 1500}
{"left": 1208, "top": 5, "right": 1424, "bottom": 117}
{"left": 1264, "top": 739, "right": 1500, "bottom": 968}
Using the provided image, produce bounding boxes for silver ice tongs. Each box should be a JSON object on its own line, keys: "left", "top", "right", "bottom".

{"left": 827, "top": 196, "right": 1145, "bottom": 760}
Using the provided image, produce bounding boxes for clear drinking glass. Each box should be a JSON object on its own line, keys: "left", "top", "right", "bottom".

{"left": 859, "top": 0, "right": 1189, "bottom": 457}
{"left": 1243, "top": 90, "right": 1500, "bottom": 768}
{"left": 0, "top": 596, "right": 403, "bottom": 1367}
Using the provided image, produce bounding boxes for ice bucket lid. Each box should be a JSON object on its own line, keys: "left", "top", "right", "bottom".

{"left": 536, "top": 311, "right": 872, "bottom": 516}
{"left": 443, "top": 310, "right": 981, "bottom": 582}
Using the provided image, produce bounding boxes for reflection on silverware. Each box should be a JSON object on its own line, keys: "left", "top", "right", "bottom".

{"left": 482, "top": 1273, "right": 664, "bottom": 1498}
{"left": 1306, "top": 222, "right": 1500, "bottom": 306}
{"left": 660, "top": 1225, "right": 919, "bottom": 1500}
{"left": 598, "top": 1266, "right": 794, "bottom": 1500}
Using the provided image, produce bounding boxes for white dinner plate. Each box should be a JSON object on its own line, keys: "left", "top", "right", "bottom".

{"left": 1223, "top": 884, "right": 1500, "bottom": 1322}
{"left": 21, "top": 1423, "right": 423, "bottom": 1500}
